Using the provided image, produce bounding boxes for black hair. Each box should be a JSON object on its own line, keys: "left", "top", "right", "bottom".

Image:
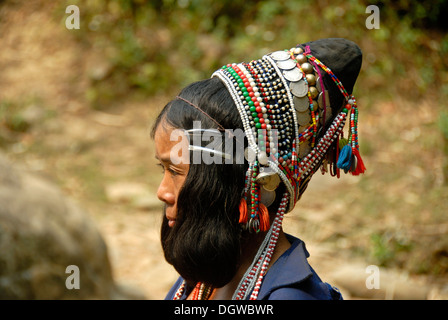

{"left": 151, "top": 77, "right": 247, "bottom": 288}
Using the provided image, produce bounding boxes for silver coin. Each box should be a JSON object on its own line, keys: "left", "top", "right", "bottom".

{"left": 290, "top": 79, "right": 308, "bottom": 97}
{"left": 318, "top": 91, "right": 330, "bottom": 109}
{"left": 277, "top": 59, "right": 296, "bottom": 70}
{"left": 256, "top": 171, "right": 281, "bottom": 191}
{"left": 270, "top": 50, "right": 290, "bottom": 61}
{"left": 293, "top": 96, "right": 309, "bottom": 112}
{"left": 316, "top": 76, "right": 322, "bottom": 92}
{"left": 296, "top": 110, "right": 311, "bottom": 126}
{"left": 283, "top": 68, "right": 303, "bottom": 82}
{"left": 260, "top": 188, "right": 276, "bottom": 207}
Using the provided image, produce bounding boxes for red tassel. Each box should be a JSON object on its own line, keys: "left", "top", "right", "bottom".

{"left": 351, "top": 148, "right": 366, "bottom": 175}
{"left": 239, "top": 198, "right": 248, "bottom": 224}
{"left": 258, "top": 203, "right": 270, "bottom": 232}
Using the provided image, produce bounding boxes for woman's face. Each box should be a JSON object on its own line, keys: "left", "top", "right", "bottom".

{"left": 154, "top": 122, "right": 189, "bottom": 228}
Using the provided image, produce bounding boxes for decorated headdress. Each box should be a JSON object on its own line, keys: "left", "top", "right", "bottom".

{"left": 213, "top": 38, "right": 364, "bottom": 299}
{"left": 172, "top": 38, "right": 364, "bottom": 300}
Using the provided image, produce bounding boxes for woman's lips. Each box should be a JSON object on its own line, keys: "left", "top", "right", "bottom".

{"left": 166, "top": 211, "right": 176, "bottom": 227}
{"left": 165, "top": 206, "right": 176, "bottom": 227}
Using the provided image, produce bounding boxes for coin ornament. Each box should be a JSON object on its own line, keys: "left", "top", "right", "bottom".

{"left": 293, "top": 96, "right": 309, "bottom": 112}
{"left": 256, "top": 167, "right": 281, "bottom": 191}
{"left": 270, "top": 50, "right": 290, "bottom": 61}
{"left": 318, "top": 91, "right": 330, "bottom": 109}
{"left": 277, "top": 59, "right": 296, "bottom": 70}
{"left": 290, "top": 80, "right": 308, "bottom": 97}
{"left": 283, "top": 68, "right": 303, "bottom": 82}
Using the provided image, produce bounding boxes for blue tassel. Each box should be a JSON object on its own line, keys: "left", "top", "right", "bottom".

{"left": 337, "top": 144, "right": 352, "bottom": 171}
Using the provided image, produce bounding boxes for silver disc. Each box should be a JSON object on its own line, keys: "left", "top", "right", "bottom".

{"left": 318, "top": 91, "right": 330, "bottom": 109}
{"left": 270, "top": 50, "right": 290, "bottom": 61}
{"left": 290, "top": 79, "right": 308, "bottom": 97}
{"left": 293, "top": 96, "right": 309, "bottom": 112}
{"left": 283, "top": 68, "right": 303, "bottom": 82}
{"left": 316, "top": 76, "right": 322, "bottom": 92}
{"left": 260, "top": 188, "right": 276, "bottom": 207}
{"left": 296, "top": 110, "right": 311, "bottom": 126}
{"left": 276, "top": 59, "right": 296, "bottom": 70}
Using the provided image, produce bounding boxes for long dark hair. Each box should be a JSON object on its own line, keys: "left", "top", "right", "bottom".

{"left": 151, "top": 77, "right": 247, "bottom": 288}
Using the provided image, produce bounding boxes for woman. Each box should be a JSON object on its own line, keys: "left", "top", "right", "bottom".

{"left": 152, "top": 38, "right": 364, "bottom": 300}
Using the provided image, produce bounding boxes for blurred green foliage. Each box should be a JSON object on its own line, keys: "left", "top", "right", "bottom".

{"left": 63, "top": 0, "right": 447, "bottom": 108}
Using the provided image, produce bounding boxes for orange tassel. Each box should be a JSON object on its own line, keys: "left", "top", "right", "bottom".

{"left": 258, "top": 203, "right": 270, "bottom": 232}
{"left": 351, "top": 148, "right": 366, "bottom": 175}
{"left": 239, "top": 198, "right": 248, "bottom": 224}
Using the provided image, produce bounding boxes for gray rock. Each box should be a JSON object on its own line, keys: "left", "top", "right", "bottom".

{"left": 0, "top": 153, "right": 145, "bottom": 299}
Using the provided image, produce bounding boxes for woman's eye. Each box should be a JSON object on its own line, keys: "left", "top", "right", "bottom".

{"left": 167, "top": 167, "right": 179, "bottom": 176}
{"left": 157, "top": 163, "right": 179, "bottom": 176}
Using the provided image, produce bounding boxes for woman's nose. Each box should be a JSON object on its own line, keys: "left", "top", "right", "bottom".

{"left": 156, "top": 176, "right": 176, "bottom": 205}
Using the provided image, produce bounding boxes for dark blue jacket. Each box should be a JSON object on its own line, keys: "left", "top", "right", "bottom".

{"left": 165, "top": 235, "right": 342, "bottom": 300}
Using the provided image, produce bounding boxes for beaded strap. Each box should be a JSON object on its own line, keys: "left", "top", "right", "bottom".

{"left": 305, "top": 52, "right": 360, "bottom": 151}
{"left": 232, "top": 192, "right": 289, "bottom": 300}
